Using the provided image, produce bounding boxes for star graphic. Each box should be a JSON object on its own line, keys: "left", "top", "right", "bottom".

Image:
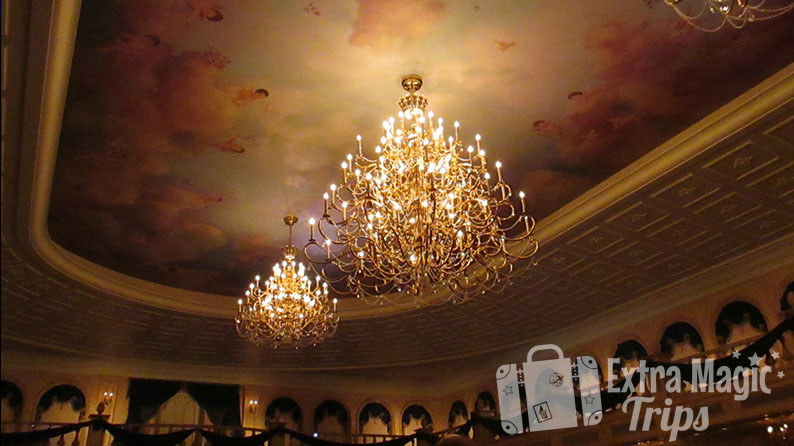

{"left": 748, "top": 352, "right": 762, "bottom": 367}
{"left": 583, "top": 395, "right": 595, "bottom": 405}
{"left": 771, "top": 350, "right": 780, "bottom": 360}
{"left": 731, "top": 350, "right": 741, "bottom": 359}
{"left": 778, "top": 371, "right": 785, "bottom": 379}
{"left": 503, "top": 385, "right": 513, "bottom": 396}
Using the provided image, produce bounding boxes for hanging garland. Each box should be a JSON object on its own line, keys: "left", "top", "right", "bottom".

{"left": 0, "top": 420, "right": 431, "bottom": 446}
{"left": 2, "top": 318, "right": 791, "bottom": 445}
{"left": 459, "top": 316, "right": 794, "bottom": 437}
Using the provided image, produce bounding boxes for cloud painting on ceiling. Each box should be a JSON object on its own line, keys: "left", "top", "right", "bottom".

{"left": 48, "top": 0, "right": 794, "bottom": 296}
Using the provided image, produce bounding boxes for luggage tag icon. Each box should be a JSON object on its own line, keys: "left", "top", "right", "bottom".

{"left": 496, "top": 344, "right": 603, "bottom": 434}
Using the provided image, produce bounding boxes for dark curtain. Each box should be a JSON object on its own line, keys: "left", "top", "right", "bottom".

{"left": 1, "top": 380, "right": 24, "bottom": 419}
{"left": 446, "top": 317, "right": 794, "bottom": 437}
{"left": 715, "top": 301, "right": 767, "bottom": 342}
{"left": 266, "top": 398, "right": 301, "bottom": 423}
{"left": 314, "top": 400, "right": 349, "bottom": 431}
{"left": 659, "top": 322, "right": 704, "bottom": 355}
{"left": 447, "top": 401, "right": 467, "bottom": 426}
{"left": 125, "top": 379, "right": 183, "bottom": 424}
{"left": 37, "top": 385, "right": 86, "bottom": 413}
{"left": 474, "top": 391, "right": 495, "bottom": 411}
{"left": 401, "top": 405, "right": 431, "bottom": 427}
{"left": 3, "top": 318, "right": 792, "bottom": 445}
{"left": 185, "top": 383, "right": 241, "bottom": 426}
{"left": 359, "top": 403, "right": 391, "bottom": 433}
{"left": 648, "top": 316, "right": 793, "bottom": 383}
{"left": 126, "top": 379, "right": 241, "bottom": 426}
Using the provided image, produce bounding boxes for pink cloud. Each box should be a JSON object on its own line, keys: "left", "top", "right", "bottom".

{"left": 349, "top": 0, "right": 446, "bottom": 48}
{"left": 235, "top": 233, "right": 273, "bottom": 263}
{"left": 538, "top": 18, "right": 794, "bottom": 173}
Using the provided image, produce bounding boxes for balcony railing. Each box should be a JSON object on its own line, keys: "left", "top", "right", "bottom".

{"left": 0, "top": 421, "right": 417, "bottom": 446}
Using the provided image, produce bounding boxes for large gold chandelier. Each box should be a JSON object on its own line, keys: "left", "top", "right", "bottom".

{"left": 665, "top": 0, "right": 793, "bottom": 31}
{"left": 305, "top": 75, "right": 539, "bottom": 306}
{"left": 236, "top": 216, "right": 339, "bottom": 348}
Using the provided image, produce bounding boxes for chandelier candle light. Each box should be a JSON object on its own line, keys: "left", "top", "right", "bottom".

{"left": 305, "top": 75, "right": 539, "bottom": 306}
{"left": 665, "top": 0, "right": 793, "bottom": 31}
{"left": 236, "top": 216, "right": 339, "bottom": 348}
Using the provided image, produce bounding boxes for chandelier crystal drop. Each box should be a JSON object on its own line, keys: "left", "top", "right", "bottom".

{"left": 665, "top": 0, "right": 793, "bottom": 32}
{"left": 236, "top": 215, "right": 339, "bottom": 348}
{"left": 304, "top": 75, "right": 539, "bottom": 306}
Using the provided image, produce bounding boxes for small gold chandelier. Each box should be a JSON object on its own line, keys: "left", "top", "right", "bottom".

{"left": 236, "top": 216, "right": 339, "bottom": 348}
{"left": 305, "top": 75, "right": 539, "bottom": 306}
{"left": 665, "top": 0, "right": 793, "bottom": 31}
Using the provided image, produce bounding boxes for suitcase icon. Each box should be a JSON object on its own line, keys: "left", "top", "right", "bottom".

{"left": 496, "top": 344, "right": 603, "bottom": 434}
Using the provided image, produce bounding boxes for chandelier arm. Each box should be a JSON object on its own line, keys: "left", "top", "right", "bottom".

{"left": 755, "top": 3, "right": 794, "bottom": 13}
{"left": 305, "top": 76, "right": 542, "bottom": 305}
{"left": 303, "top": 242, "right": 329, "bottom": 264}
{"left": 665, "top": 0, "right": 793, "bottom": 31}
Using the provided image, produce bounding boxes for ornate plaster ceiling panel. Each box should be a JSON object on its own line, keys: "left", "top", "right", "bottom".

{"left": 2, "top": 0, "right": 794, "bottom": 372}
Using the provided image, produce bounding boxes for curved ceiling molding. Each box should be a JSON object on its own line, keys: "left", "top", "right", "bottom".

{"left": 2, "top": 0, "right": 793, "bottom": 371}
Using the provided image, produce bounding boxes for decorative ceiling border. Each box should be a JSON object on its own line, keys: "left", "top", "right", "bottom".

{"left": 3, "top": 0, "right": 794, "bottom": 374}
{"left": 4, "top": 0, "right": 794, "bottom": 321}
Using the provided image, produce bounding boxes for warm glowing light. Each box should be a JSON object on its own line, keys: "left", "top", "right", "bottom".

{"left": 236, "top": 216, "right": 339, "bottom": 347}
{"left": 305, "top": 75, "right": 538, "bottom": 305}
{"left": 665, "top": 0, "right": 793, "bottom": 32}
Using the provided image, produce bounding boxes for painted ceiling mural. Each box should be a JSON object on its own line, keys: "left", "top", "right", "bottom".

{"left": 49, "top": 0, "right": 794, "bottom": 296}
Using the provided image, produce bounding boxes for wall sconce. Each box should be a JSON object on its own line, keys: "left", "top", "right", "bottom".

{"left": 96, "top": 391, "right": 114, "bottom": 415}
{"left": 248, "top": 399, "right": 259, "bottom": 413}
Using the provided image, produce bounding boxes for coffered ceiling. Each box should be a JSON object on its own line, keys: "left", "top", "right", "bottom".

{"left": 1, "top": 0, "right": 793, "bottom": 375}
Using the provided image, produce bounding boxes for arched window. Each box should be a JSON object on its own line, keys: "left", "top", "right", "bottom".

{"left": 359, "top": 402, "right": 391, "bottom": 435}
{"left": 660, "top": 322, "right": 704, "bottom": 360}
{"left": 401, "top": 405, "right": 432, "bottom": 434}
{"left": 474, "top": 391, "right": 496, "bottom": 414}
{"left": 472, "top": 392, "right": 497, "bottom": 440}
{"left": 36, "top": 385, "right": 86, "bottom": 444}
{"left": 1, "top": 381, "right": 23, "bottom": 422}
{"left": 314, "top": 400, "right": 349, "bottom": 436}
{"left": 613, "top": 340, "right": 649, "bottom": 378}
{"left": 448, "top": 401, "right": 468, "bottom": 428}
{"left": 266, "top": 397, "right": 302, "bottom": 431}
{"left": 716, "top": 301, "right": 767, "bottom": 344}
{"left": 36, "top": 385, "right": 86, "bottom": 422}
